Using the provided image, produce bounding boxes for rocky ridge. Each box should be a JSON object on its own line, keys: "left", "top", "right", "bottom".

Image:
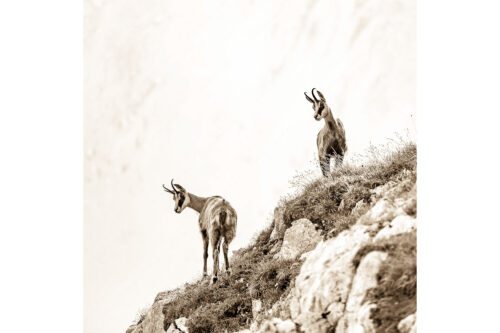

{"left": 126, "top": 144, "right": 417, "bottom": 333}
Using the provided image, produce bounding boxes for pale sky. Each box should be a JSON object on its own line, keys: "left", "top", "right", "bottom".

{"left": 84, "top": 0, "right": 415, "bottom": 332}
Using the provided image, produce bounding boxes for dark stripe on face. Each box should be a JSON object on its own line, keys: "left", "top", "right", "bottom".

{"left": 177, "top": 194, "right": 185, "bottom": 207}
{"left": 317, "top": 104, "right": 324, "bottom": 115}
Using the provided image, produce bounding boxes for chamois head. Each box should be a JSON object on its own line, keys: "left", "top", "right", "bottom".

{"left": 163, "top": 179, "right": 190, "bottom": 214}
{"left": 304, "top": 88, "right": 329, "bottom": 121}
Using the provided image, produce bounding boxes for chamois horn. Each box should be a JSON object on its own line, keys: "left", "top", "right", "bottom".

{"left": 311, "top": 88, "right": 319, "bottom": 102}
{"left": 304, "top": 91, "right": 314, "bottom": 103}
{"left": 162, "top": 184, "right": 174, "bottom": 194}
{"left": 171, "top": 179, "right": 179, "bottom": 194}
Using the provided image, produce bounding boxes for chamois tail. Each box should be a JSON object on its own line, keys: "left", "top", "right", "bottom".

{"left": 219, "top": 210, "right": 227, "bottom": 226}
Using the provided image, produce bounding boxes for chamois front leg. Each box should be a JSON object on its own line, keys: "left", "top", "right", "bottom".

{"left": 319, "top": 153, "right": 331, "bottom": 177}
{"left": 211, "top": 233, "right": 222, "bottom": 284}
{"left": 201, "top": 230, "right": 209, "bottom": 278}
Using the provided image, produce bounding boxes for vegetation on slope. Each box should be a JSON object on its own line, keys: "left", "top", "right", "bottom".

{"left": 354, "top": 232, "right": 417, "bottom": 333}
{"left": 162, "top": 226, "right": 301, "bottom": 332}
{"left": 279, "top": 141, "right": 416, "bottom": 237}
{"left": 158, "top": 141, "right": 416, "bottom": 333}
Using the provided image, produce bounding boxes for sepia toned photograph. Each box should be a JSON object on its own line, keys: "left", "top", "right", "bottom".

{"left": 84, "top": 1, "right": 416, "bottom": 332}
{"left": 5, "top": 1, "right": 500, "bottom": 333}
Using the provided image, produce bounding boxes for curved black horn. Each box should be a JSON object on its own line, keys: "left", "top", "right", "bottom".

{"left": 163, "top": 184, "right": 174, "bottom": 194}
{"left": 311, "top": 88, "right": 319, "bottom": 102}
{"left": 171, "top": 179, "right": 179, "bottom": 194}
{"left": 304, "top": 92, "right": 314, "bottom": 103}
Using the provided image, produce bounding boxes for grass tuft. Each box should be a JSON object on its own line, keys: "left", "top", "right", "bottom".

{"left": 248, "top": 259, "right": 302, "bottom": 308}
{"left": 133, "top": 306, "right": 148, "bottom": 326}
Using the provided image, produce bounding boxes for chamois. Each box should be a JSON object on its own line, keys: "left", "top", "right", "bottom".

{"left": 163, "top": 179, "right": 237, "bottom": 284}
{"left": 304, "top": 88, "right": 347, "bottom": 176}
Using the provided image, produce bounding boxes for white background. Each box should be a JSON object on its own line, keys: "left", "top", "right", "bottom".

{"left": 1, "top": 1, "right": 499, "bottom": 333}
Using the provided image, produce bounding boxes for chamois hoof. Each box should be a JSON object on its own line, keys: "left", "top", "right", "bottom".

{"left": 211, "top": 276, "right": 218, "bottom": 284}
{"left": 226, "top": 269, "right": 232, "bottom": 276}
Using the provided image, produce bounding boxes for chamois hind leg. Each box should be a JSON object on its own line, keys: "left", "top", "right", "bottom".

{"left": 201, "top": 230, "right": 209, "bottom": 278}
{"left": 334, "top": 153, "right": 344, "bottom": 168}
{"left": 319, "top": 154, "right": 331, "bottom": 177}
{"left": 222, "top": 238, "right": 231, "bottom": 275}
{"left": 211, "top": 231, "right": 222, "bottom": 284}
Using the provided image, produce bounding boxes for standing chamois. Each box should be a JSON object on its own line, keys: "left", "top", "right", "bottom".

{"left": 163, "top": 179, "right": 237, "bottom": 284}
{"left": 304, "top": 88, "right": 347, "bottom": 176}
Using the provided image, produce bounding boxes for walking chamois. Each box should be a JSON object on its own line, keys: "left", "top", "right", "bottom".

{"left": 304, "top": 88, "right": 347, "bottom": 176}
{"left": 163, "top": 180, "right": 237, "bottom": 284}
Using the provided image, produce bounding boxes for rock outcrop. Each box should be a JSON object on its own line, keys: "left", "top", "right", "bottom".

{"left": 374, "top": 214, "right": 416, "bottom": 242}
{"left": 165, "top": 317, "right": 189, "bottom": 333}
{"left": 335, "top": 251, "right": 388, "bottom": 333}
{"left": 126, "top": 288, "right": 185, "bottom": 333}
{"left": 271, "top": 176, "right": 416, "bottom": 333}
{"left": 274, "top": 218, "right": 322, "bottom": 260}
{"left": 397, "top": 313, "right": 416, "bottom": 333}
{"left": 237, "top": 318, "right": 297, "bottom": 333}
{"left": 270, "top": 206, "right": 287, "bottom": 241}
{"left": 289, "top": 223, "right": 373, "bottom": 331}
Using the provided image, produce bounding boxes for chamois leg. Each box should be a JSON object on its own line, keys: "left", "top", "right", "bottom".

{"left": 222, "top": 239, "right": 230, "bottom": 275}
{"left": 334, "top": 154, "right": 344, "bottom": 168}
{"left": 201, "top": 230, "right": 209, "bottom": 278}
{"left": 319, "top": 154, "right": 331, "bottom": 177}
{"left": 211, "top": 233, "right": 221, "bottom": 284}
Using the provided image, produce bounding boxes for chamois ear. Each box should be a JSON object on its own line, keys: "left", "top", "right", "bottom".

{"left": 173, "top": 183, "right": 186, "bottom": 192}
{"left": 315, "top": 89, "right": 326, "bottom": 101}
{"left": 304, "top": 92, "right": 315, "bottom": 104}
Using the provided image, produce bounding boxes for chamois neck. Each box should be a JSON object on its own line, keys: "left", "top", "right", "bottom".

{"left": 187, "top": 193, "right": 208, "bottom": 213}
{"left": 323, "top": 107, "right": 336, "bottom": 131}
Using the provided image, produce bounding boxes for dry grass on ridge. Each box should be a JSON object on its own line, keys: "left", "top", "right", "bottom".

{"left": 157, "top": 141, "right": 417, "bottom": 333}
